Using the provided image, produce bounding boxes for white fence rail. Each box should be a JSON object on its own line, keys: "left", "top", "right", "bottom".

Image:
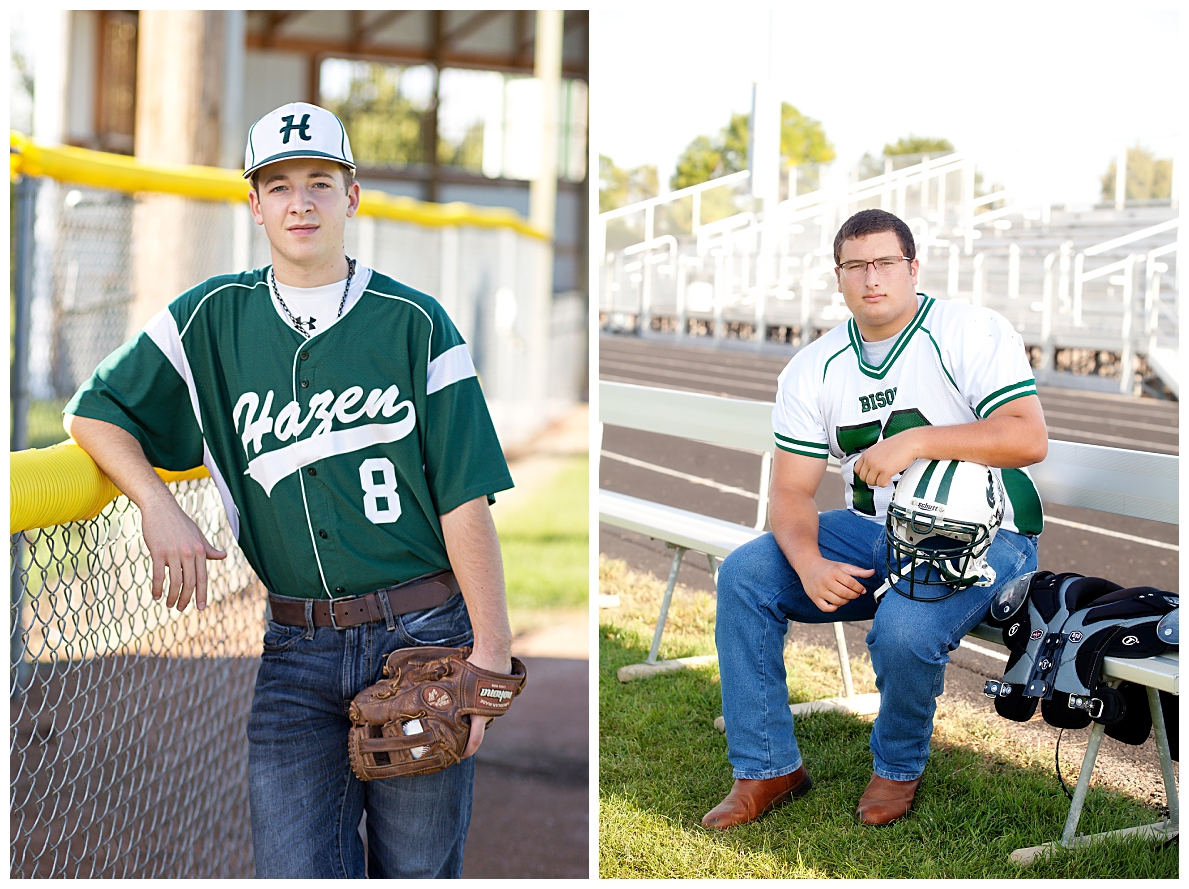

{"left": 599, "top": 156, "right": 1179, "bottom": 396}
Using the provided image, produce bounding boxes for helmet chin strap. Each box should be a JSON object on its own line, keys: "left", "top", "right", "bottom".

{"left": 971, "top": 559, "right": 997, "bottom": 587}
{"left": 875, "top": 554, "right": 997, "bottom": 603}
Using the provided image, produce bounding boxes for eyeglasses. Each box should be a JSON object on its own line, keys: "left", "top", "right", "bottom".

{"left": 837, "top": 256, "right": 911, "bottom": 279}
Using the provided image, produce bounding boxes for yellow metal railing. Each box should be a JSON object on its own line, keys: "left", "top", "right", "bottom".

{"left": 10, "top": 441, "right": 208, "bottom": 533}
{"left": 9, "top": 131, "right": 547, "bottom": 240}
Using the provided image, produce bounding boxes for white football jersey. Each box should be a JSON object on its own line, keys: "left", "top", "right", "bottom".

{"left": 773, "top": 294, "right": 1044, "bottom": 535}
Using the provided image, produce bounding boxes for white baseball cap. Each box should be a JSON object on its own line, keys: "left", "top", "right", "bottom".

{"left": 243, "top": 102, "right": 356, "bottom": 180}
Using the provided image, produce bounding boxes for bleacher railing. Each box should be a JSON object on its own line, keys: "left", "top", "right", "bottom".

{"left": 598, "top": 154, "right": 1179, "bottom": 396}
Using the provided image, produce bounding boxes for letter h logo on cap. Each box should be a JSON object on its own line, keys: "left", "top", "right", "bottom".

{"left": 244, "top": 101, "right": 356, "bottom": 179}
{"left": 279, "top": 114, "right": 312, "bottom": 143}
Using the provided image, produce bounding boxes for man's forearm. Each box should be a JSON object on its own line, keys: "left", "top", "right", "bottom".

{"left": 439, "top": 497, "right": 513, "bottom": 673}
{"left": 901, "top": 412, "right": 1048, "bottom": 469}
{"left": 64, "top": 413, "right": 226, "bottom": 611}
{"left": 768, "top": 486, "right": 823, "bottom": 576}
{"left": 855, "top": 397, "right": 1048, "bottom": 490}
{"left": 64, "top": 414, "right": 175, "bottom": 510}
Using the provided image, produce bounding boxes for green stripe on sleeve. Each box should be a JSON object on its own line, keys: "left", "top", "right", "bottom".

{"left": 977, "top": 379, "right": 1036, "bottom": 417}
{"left": 980, "top": 387, "right": 1039, "bottom": 418}
{"left": 775, "top": 432, "right": 828, "bottom": 451}
{"left": 776, "top": 440, "right": 829, "bottom": 459}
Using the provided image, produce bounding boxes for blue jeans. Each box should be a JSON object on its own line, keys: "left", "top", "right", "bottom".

{"left": 247, "top": 591, "right": 475, "bottom": 878}
{"left": 715, "top": 509, "right": 1037, "bottom": 783}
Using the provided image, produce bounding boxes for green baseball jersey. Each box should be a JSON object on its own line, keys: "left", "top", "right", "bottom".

{"left": 66, "top": 265, "right": 514, "bottom": 600}
{"left": 773, "top": 293, "right": 1044, "bottom": 535}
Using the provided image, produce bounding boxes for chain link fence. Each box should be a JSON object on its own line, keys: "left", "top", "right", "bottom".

{"left": 9, "top": 138, "right": 584, "bottom": 877}
{"left": 11, "top": 477, "right": 261, "bottom": 878}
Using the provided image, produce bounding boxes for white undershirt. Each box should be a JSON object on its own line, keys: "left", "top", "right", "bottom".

{"left": 860, "top": 294, "right": 923, "bottom": 366}
{"left": 269, "top": 265, "right": 372, "bottom": 338}
{"left": 861, "top": 332, "right": 898, "bottom": 367}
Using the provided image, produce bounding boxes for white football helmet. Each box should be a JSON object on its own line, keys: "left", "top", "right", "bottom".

{"left": 882, "top": 458, "right": 1005, "bottom": 601}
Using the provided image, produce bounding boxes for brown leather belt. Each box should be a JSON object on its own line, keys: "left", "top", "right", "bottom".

{"left": 267, "top": 570, "right": 460, "bottom": 630}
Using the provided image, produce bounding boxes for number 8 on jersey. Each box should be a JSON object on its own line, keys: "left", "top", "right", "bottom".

{"left": 360, "top": 457, "right": 401, "bottom": 524}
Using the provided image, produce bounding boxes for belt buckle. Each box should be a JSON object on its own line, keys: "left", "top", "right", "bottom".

{"left": 328, "top": 596, "right": 347, "bottom": 631}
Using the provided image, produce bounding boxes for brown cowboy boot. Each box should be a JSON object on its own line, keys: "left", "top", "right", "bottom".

{"left": 855, "top": 773, "right": 922, "bottom": 825}
{"left": 701, "top": 765, "right": 812, "bottom": 829}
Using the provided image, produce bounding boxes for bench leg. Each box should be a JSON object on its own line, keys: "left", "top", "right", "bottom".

{"left": 1060, "top": 720, "right": 1106, "bottom": 846}
{"left": 1148, "top": 686, "right": 1179, "bottom": 831}
{"left": 1011, "top": 707, "right": 1177, "bottom": 864}
{"left": 833, "top": 623, "right": 856, "bottom": 700}
{"left": 646, "top": 545, "right": 686, "bottom": 665}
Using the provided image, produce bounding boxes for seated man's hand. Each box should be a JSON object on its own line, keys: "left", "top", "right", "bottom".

{"left": 853, "top": 432, "right": 920, "bottom": 490}
{"left": 800, "top": 557, "right": 874, "bottom": 613}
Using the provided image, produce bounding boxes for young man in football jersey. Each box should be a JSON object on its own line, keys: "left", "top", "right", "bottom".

{"left": 64, "top": 103, "right": 514, "bottom": 877}
{"left": 702, "top": 209, "right": 1048, "bottom": 830}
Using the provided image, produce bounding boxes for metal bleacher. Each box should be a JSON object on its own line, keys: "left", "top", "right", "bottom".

{"left": 598, "top": 155, "right": 1179, "bottom": 397}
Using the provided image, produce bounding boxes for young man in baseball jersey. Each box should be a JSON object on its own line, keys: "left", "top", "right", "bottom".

{"left": 64, "top": 102, "right": 515, "bottom": 877}
{"left": 702, "top": 209, "right": 1048, "bottom": 829}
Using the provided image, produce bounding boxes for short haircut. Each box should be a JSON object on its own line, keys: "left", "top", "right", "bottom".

{"left": 833, "top": 209, "right": 916, "bottom": 265}
{"left": 251, "top": 163, "right": 355, "bottom": 194}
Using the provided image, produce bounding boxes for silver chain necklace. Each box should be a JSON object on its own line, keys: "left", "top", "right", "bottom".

{"left": 270, "top": 257, "right": 356, "bottom": 336}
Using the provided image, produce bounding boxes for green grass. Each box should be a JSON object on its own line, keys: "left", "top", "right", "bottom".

{"left": 598, "top": 556, "right": 1177, "bottom": 879}
{"left": 494, "top": 455, "right": 588, "bottom": 613}
{"left": 19, "top": 398, "right": 70, "bottom": 450}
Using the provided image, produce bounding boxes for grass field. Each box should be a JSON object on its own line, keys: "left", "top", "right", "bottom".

{"left": 598, "top": 556, "right": 1177, "bottom": 879}
{"left": 19, "top": 398, "right": 70, "bottom": 449}
{"left": 494, "top": 455, "right": 588, "bottom": 632}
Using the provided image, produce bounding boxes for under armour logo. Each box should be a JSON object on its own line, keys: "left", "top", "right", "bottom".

{"left": 303, "top": 316, "right": 317, "bottom": 331}
{"left": 279, "top": 114, "right": 312, "bottom": 143}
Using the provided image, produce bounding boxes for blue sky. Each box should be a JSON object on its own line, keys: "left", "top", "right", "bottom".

{"left": 592, "top": 5, "right": 1180, "bottom": 206}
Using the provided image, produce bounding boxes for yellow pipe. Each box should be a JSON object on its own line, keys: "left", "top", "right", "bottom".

{"left": 11, "top": 441, "right": 208, "bottom": 534}
{"left": 9, "top": 131, "right": 547, "bottom": 240}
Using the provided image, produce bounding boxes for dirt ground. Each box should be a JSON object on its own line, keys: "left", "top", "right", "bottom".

{"left": 464, "top": 406, "right": 591, "bottom": 879}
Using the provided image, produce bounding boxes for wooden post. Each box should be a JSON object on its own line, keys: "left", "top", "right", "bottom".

{"left": 130, "top": 11, "right": 235, "bottom": 335}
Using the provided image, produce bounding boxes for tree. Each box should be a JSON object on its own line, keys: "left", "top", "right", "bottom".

{"left": 857, "top": 134, "right": 955, "bottom": 180}
{"left": 323, "top": 63, "right": 429, "bottom": 167}
{"left": 599, "top": 155, "right": 659, "bottom": 213}
{"left": 1100, "top": 145, "right": 1173, "bottom": 202}
{"left": 669, "top": 102, "right": 834, "bottom": 191}
{"left": 884, "top": 135, "right": 955, "bottom": 157}
{"left": 324, "top": 61, "right": 490, "bottom": 171}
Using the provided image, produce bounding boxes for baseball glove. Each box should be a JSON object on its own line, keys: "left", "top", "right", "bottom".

{"left": 348, "top": 645, "right": 527, "bottom": 780}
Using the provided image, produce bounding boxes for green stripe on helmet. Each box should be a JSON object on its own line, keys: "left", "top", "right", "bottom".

{"left": 935, "top": 460, "right": 960, "bottom": 504}
{"left": 914, "top": 460, "right": 940, "bottom": 498}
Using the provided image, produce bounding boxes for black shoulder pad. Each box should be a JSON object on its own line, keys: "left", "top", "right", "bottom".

{"left": 1157, "top": 608, "right": 1178, "bottom": 645}
{"left": 1064, "top": 574, "right": 1123, "bottom": 612}
{"left": 987, "top": 571, "right": 1037, "bottom": 627}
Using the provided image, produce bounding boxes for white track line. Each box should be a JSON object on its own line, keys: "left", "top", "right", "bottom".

{"left": 1043, "top": 425, "right": 1178, "bottom": 453}
{"left": 599, "top": 359, "right": 778, "bottom": 393}
{"left": 600, "top": 451, "right": 760, "bottom": 499}
{"left": 602, "top": 452, "right": 1176, "bottom": 551}
{"left": 1044, "top": 516, "right": 1178, "bottom": 551}
{"left": 1041, "top": 410, "right": 1179, "bottom": 435}
{"left": 958, "top": 639, "right": 1009, "bottom": 662}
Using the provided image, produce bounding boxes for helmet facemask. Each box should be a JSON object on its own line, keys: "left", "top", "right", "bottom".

{"left": 882, "top": 460, "right": 1005, "bottom": 603}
